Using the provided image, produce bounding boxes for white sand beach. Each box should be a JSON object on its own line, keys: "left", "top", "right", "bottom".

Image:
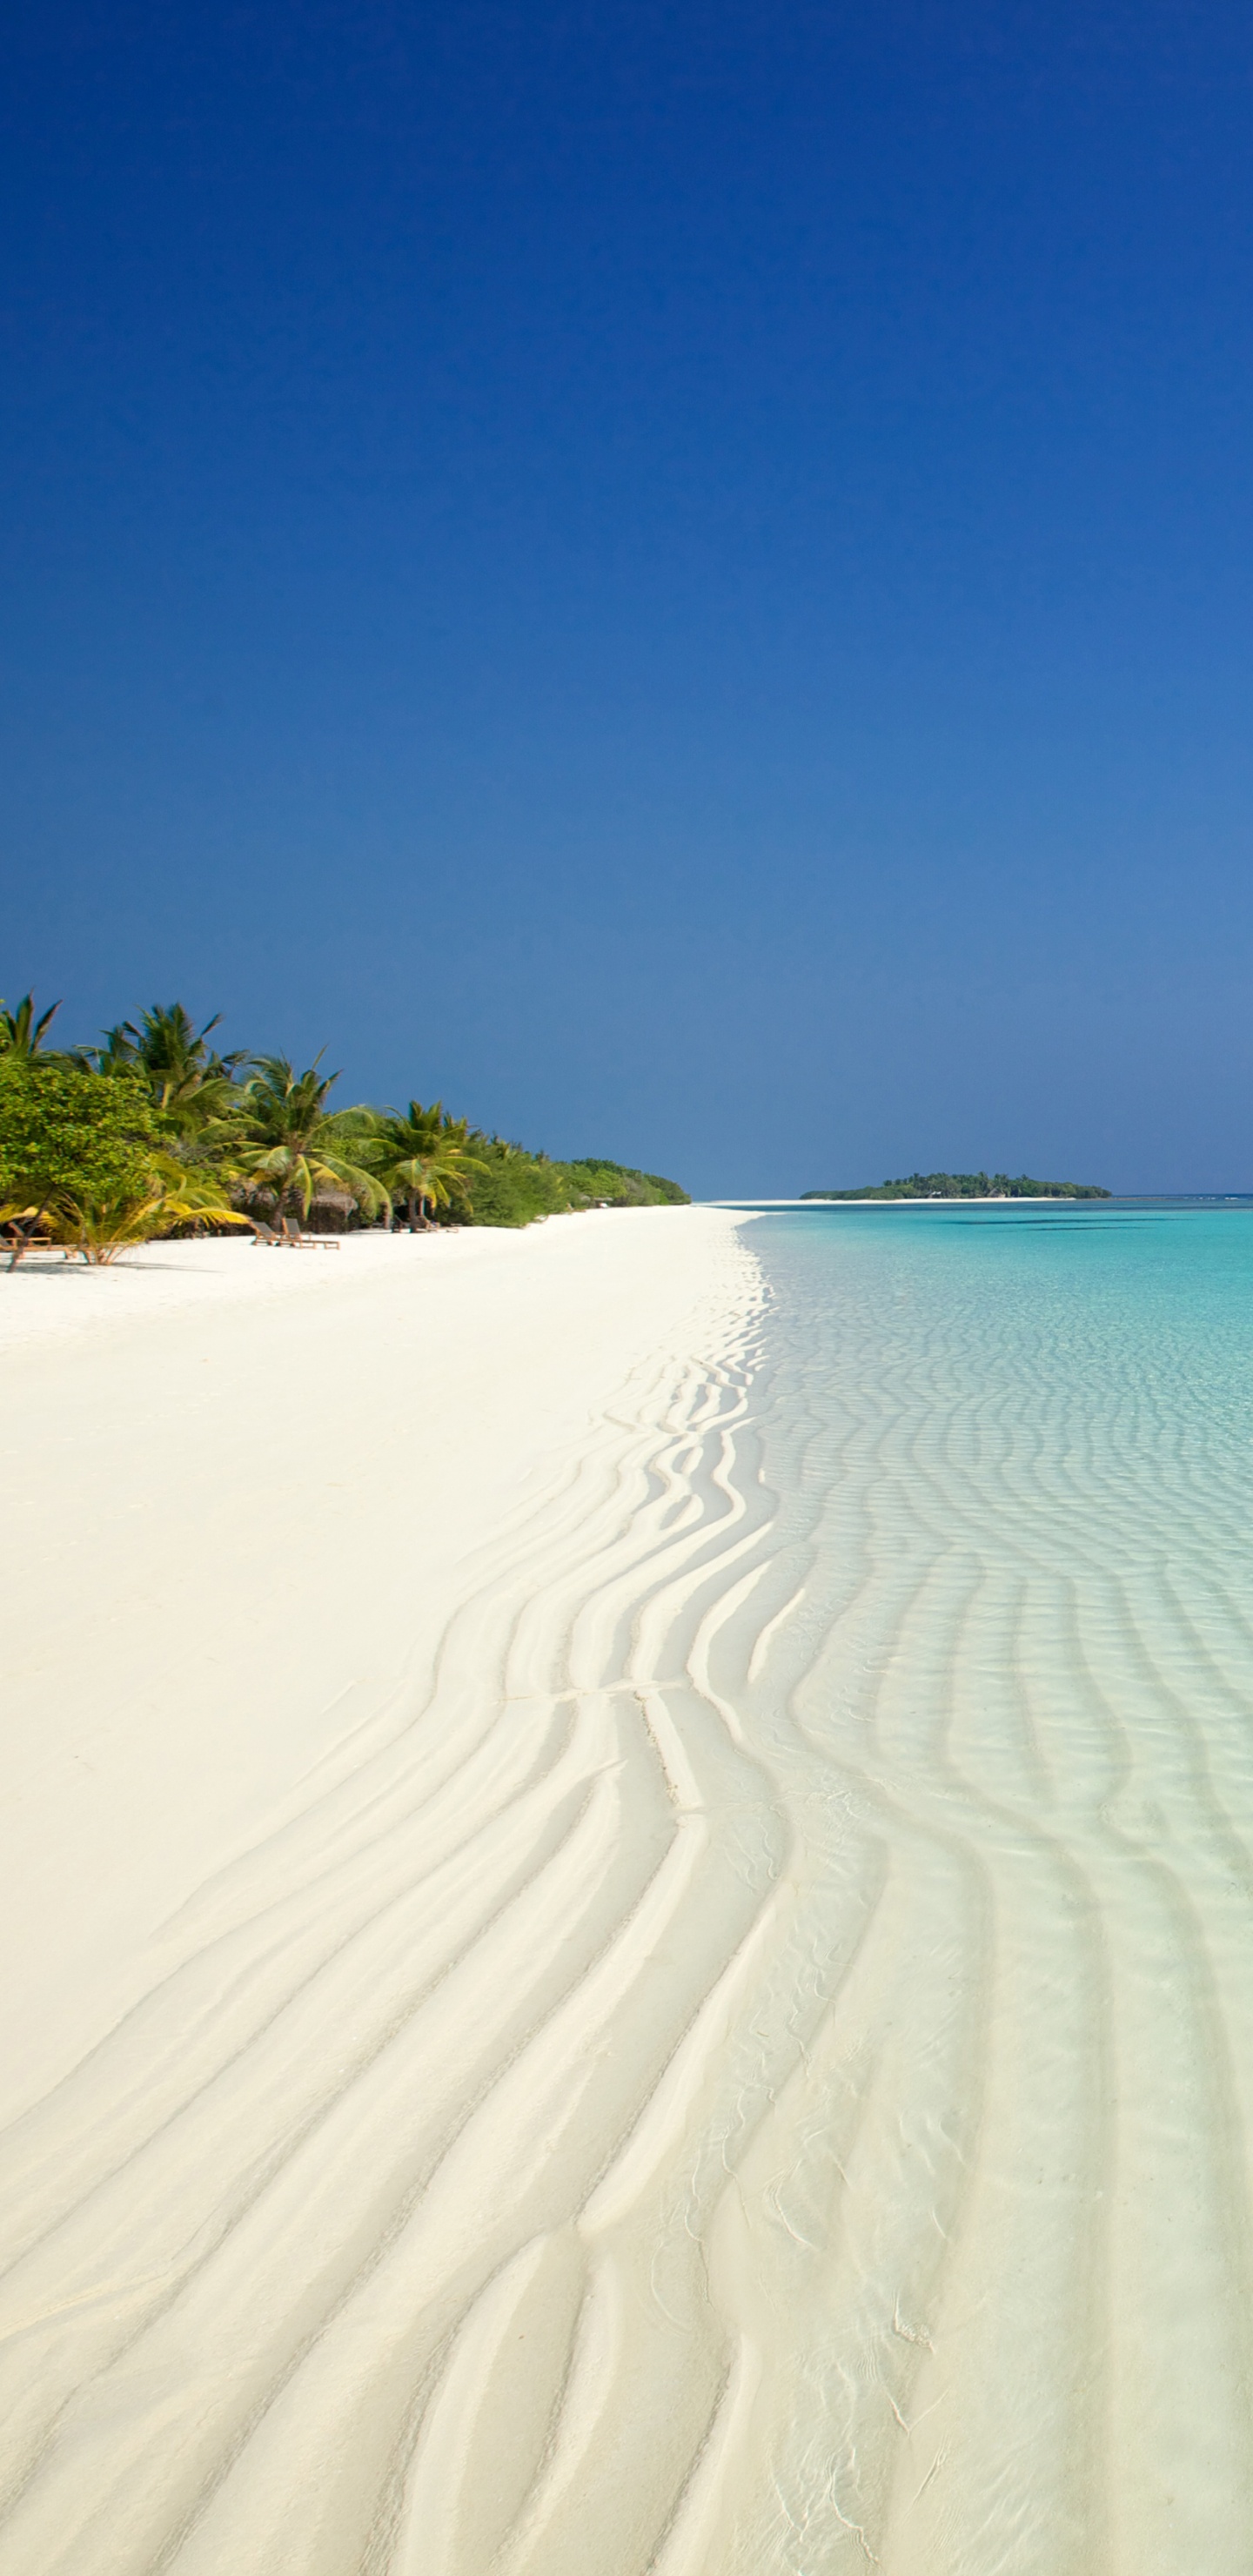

{"left": 0, "top": 1209, "right": 768, "bottom": 2573}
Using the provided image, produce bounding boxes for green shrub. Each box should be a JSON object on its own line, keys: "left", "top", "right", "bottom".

{"left": 457, "top": 1141, "right": 689, "bottom": 1226}
{"left": 464, "top": 1141, "right": 573, "bottom": 1227}
{"left": 561, "top": 1158, "right": 689, "bottom": 1207}
{"left": 0, "top": 1060, "right": 161, "bottom": 1249}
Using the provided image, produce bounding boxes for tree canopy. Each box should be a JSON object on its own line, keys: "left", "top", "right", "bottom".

{"left": 233, "top": 1057, "right": 390, "bottom": 1230}
{"left": 0, "top": 1058, "right": 158, "bottom": 1205}
{"left": 371, "top": 1102, "right": 485, "bottom": 1228}
{"left": 94, "top": 1002, "right": 247, "bottom": 1130}
{"left": 0, "top": 1059, "right": 161, "bottom": 1265}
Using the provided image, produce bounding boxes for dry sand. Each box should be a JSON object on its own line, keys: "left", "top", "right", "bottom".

{"left": 0, "top": 1210, "right": 768, "bottom": 2574}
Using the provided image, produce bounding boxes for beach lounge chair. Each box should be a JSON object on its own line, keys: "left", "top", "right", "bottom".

{"left": 251, "top": 1223, "right": 340, "bottom": 1251}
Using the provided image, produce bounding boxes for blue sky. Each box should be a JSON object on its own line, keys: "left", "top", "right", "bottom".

{"left": 3, "top": 0, "right": 1253, "bottom": 1194}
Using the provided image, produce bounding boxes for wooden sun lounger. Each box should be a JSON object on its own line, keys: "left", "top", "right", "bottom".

{"left": 251, "top": 1224, "right": 340, "bottom": 1251}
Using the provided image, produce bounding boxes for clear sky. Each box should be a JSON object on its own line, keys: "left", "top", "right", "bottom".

{"left": 3, "top": 0, "right": 1253, "bottom": 1196}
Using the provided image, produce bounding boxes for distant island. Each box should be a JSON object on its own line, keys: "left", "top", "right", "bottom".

{"left": 802, "top": 1171, "right": 1111, "bottom": 1202}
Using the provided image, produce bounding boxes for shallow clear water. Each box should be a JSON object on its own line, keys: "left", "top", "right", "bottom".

{"left": 737, "top": 1201, "right": 1253, "bottom": 2571}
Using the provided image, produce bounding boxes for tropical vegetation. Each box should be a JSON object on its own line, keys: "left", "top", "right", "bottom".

{"left": 0, "top": 993, "right": 63, "bottom": 1058}
{"left": 372, "top": 1100, "right": 485, "bottom": 1230}
{"left": 0, "top": 1056, "right": 248, "bottom": 1267}
{"left": 0, "top": 988, "right": 688, "bottom": 1262}
{"left": 231, "top": 1057, "right": 391, "bottom": 1231}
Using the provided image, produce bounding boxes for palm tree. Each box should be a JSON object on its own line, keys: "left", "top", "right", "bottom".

{"left": 372, "top": 1101, "right": 485, "bottom": 1228}
{"left": 236, "top": 1056, "right": 389, "bottom": 1233}
{"left": 44, "top": 1158, "right": 251, "bottom": 1265}
{"left": 93, "top": 1003, "right": 246, "bottom": 1135}
{"left": 0, "top": 993, "right": 62, "bottom": 1057}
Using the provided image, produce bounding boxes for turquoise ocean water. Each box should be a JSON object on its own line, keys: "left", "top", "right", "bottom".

{"left": 731, "top": 1200, "right": 1253, "bottom": 2570}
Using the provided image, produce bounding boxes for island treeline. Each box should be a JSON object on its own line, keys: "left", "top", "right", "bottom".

{"left": 0, "top": 992, "right": 687, "bottom": 1263}
{"left": 803, "top": 1171, "right": 1111, "bottom": 1201}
